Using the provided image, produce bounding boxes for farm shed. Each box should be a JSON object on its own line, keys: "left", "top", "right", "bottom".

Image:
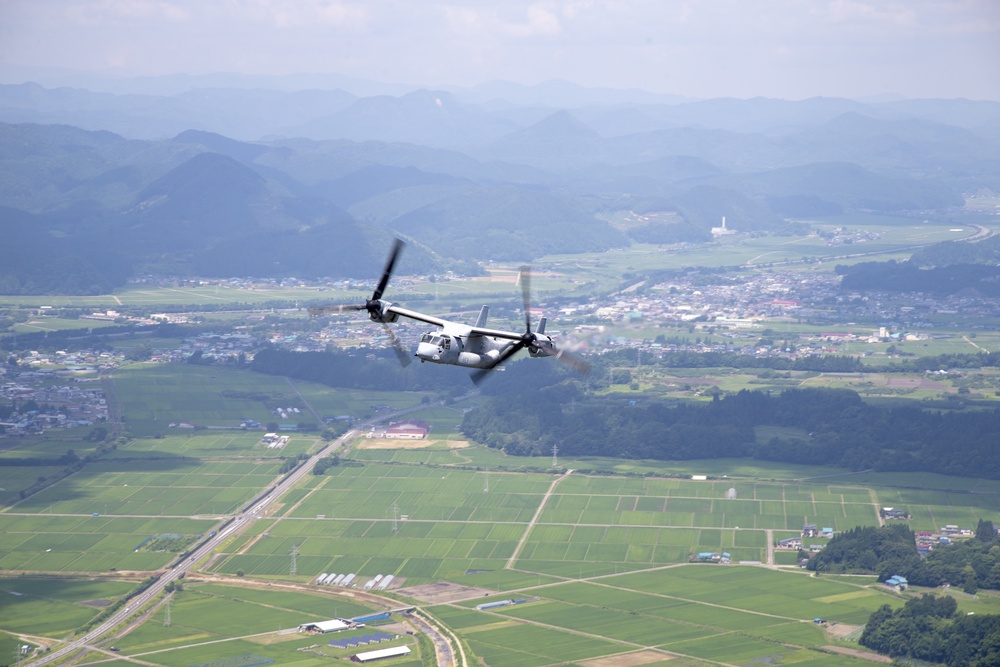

{"left": 383, "top": 420, "right": 429, "bottom": 439}
{"left": 298, "top": 619, "right": 350, "bottom": 633}
{"left": 352, "top": 645, "right": 411, "bottom": 662}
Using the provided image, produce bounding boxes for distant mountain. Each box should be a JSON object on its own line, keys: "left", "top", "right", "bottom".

{"left": 476, "top": 110, "right": 608, "bottom": 169}
{"left": 577, "top": 96, "right": 872, "bottom": 136}
{"left": 457, "top": 79, "right": 690, "bottom": 107}
{"left": 712, "top": 162, "right": 964, "bottom": 214}
{"left": 280, "top": 89, "right": 518, "bottom": 148}
{"left": 0, "top": 82, "right": 358, "bottom": 140}
{"left": 0, "top": 80, "right": 995, "bottom": 294}
{"left": 391, "top": 185, "right": 627, "bottom": 261}
{"left": 780, "top": 112, "right": 997, "bottom": 170}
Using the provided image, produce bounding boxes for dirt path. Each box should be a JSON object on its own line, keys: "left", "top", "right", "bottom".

{"left": 506, "top": 469, "right": 573, "bottom": 569}
{"left": 821, "top": 646, "right": 891, "bottom": 663}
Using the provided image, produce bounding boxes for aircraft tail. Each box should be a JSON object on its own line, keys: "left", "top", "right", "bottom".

{"left": 475, "top": 305, "right": 489, "bottom": 327}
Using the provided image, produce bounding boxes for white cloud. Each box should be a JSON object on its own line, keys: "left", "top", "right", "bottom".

{"left": 65, "top": 0, "right": 191, "bottom": 25}
{"left": 0, "top": 0, "right": 997, "bottom": 99}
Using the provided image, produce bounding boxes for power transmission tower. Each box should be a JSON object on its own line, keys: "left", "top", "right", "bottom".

{"left": 164, "top": 596, "right": 172, "bottom": 627}
{"left": 391, "top": 502, "right": 398, "bottom": 533}
{"left": 290, "top": 544, "right": 299, "bottom": 575}
{"left": 552, "top": 444, "right": 559, "bottom": 468}
{"left": 483, "top": 472, "right": 489, "bottom": 494}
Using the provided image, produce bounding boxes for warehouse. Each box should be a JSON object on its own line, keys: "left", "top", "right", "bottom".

{"left": 297, "top": 619, "right": 350, "bottom": 633}
{"left": 352, "top": 645, "right": 411, "bottom": 662}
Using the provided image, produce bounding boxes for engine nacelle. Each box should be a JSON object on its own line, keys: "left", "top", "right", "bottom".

{"left": 458, "top": 350, "right": 500, "bottom": 368}
{"left": 368, "top": 300, "right": 399, "bottom": 323}
{"left": 528, "top": 335, "right": 556, "bottom": 358}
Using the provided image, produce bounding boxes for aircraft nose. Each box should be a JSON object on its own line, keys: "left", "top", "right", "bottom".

{"left": 416, "top": 342, "right": 440, "bottom": 360}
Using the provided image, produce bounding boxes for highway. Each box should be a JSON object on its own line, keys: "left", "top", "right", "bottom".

{"left": 22, "top": 396, "right": 456, "bottom": 667}
{"left": 22, "top": 423, "right": 349, "bottom": 667}
{"left": 21, "top": 388, "right": 477, "bottom": 667}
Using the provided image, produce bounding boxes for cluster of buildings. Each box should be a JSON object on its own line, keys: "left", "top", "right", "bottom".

{"left": 261, "top": 433, "right": 290, "bottom": 449}
{"left": 291, "top": 263, "right": 984, "bottom": 364}
{"left": 0, "top": 377, "right": 108, "bottom": 434}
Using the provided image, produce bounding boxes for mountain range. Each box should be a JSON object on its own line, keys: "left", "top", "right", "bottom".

{"left": 0, "top": 77, "right": 997, "bottom": 294}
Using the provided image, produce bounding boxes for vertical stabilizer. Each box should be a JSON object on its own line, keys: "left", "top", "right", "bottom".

{"left": 475, "top": 305, "right": 489, "bottom": 327}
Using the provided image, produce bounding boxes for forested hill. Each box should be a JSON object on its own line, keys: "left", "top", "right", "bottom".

{"left": 460, "top": 384, "right": 1000, "bottom": 478}
{"left": 2, "top": 86, "right": 994, "bottom": 294}
{"left": 808, "top": 521, "right": 1000, "bottom": 592}
{"left": 861, "top": 594, "right": 1000, "bottom": 666}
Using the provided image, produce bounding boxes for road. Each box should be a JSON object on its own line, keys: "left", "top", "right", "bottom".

{"left": 506, "top": 469, "right": 573, "bottom": 569}
{"left": 22, "top": 395, "right": 456, "bottom": 667}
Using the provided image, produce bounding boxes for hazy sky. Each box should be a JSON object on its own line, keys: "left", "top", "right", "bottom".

{"left": 1, "top": 0, "right": 999, "bottom": 100}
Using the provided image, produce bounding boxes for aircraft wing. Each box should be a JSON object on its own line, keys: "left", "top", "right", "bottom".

{"left": 387, "top": 304, "right": 524, "bottom": 341}
{"left": 386, "top": 305, "right": 451, "bottom": 328}
{"left": 466, "top": 325, "right": 524, "bottom": 342}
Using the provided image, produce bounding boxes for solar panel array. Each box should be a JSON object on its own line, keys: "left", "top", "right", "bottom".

{"left": 327, "top": 632, "right": 395, "bottom": 650}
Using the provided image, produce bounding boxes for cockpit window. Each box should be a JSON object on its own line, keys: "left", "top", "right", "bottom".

{"left": 423, "top": 334, "right": 450, "bottom": 349}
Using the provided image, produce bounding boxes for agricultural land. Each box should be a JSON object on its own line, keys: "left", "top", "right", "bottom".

{"left": 3, "top": 226, "right": 1000, "bottom": 667}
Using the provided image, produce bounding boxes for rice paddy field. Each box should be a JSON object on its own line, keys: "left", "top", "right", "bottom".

{"left": 429, "top": 564, "right": 903, "bottom": 667}
{"left": 208, "top": 459, "right": 1000, "bottom": 588}
{"left": 4, "top": 363, "right": 1000, "bottom": 667}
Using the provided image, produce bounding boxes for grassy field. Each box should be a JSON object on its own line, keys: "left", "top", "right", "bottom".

{"left": 206, "top": 457, "right": 1000, "bottom": 589}
{"left": 0, "top": 513, "right": 219, "bottom": 572}
{"left": 4, "top": 357, "right": 1000, "bottom": 666}
{"left": 430, "top": 563, "right": 905, "bottom": 666}
{"left": 0, "top": 577, "right": 136, "bottom": 637}
{"left": 94, "top": 581, "right": 422, "bottom": 667}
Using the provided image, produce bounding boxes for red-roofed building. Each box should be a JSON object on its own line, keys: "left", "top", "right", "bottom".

{"left": 384, "top": 420, "right": 429, "bottom": 439}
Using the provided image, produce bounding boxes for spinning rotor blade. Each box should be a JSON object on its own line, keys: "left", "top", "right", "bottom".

{"left": 535, "top": 340, "right": 592, "bottom": 376}
{"left": 382, "top": 323, "right": 412, "bottom": 368}
{"left": 308, "top": 304, "right": 365, "bottom": 317}
{"left": 309, "top": 238, "right": 405, "bottom": 320}
{"left": 373, "top": 237, "right": 404, "bottom": 301}
{"left": 519, "top": 265, "right": 532, "bottom": 336}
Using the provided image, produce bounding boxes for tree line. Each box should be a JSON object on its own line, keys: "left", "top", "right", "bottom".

{"left": 461, "top": 374, "right": 1000, "bottom": 478}
{"left": 808, "top": 521, "right": 1000, "bottom": 593}
{"left": 861, "top": 594, "right": 1000, "bottom": 666}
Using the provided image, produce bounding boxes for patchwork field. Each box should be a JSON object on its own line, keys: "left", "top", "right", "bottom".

{"left": 5, "top": 364, "right": 1000, "bottom": 667}
{"left": 429, "top": 563, "right": 902, "bottom": 667}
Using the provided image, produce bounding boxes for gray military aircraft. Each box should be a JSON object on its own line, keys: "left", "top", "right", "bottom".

{"left": 309, "top": 239, "right": 589, "bottom": 384}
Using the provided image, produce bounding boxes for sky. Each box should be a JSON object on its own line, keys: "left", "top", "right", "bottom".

{"left": 1, "top": 0, "right": 999, "bottom": 101}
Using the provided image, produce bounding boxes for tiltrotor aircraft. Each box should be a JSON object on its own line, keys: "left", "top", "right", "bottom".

{"left": 309, "top": 239, "right": 589, "bottom": 384}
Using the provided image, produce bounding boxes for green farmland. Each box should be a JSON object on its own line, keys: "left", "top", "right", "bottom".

{"left": 3, "top": 363, "right": 1000, "bottom": 667}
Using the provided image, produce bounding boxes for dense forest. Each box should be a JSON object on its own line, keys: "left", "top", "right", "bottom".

{"left": 461, "top": 372, "right": 1000, "bottom": 478}
{"left": 836, "top": 260, "right": 1000, "bottom": 296}
{"left": 243, "top": 347, "right": 1000, "bottom": 478}
{"left": 808, "top": 521, "right": 1000, "bottom": 593}
{"left": 861, "top": 595, "right": 1000, "bottom": 666}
